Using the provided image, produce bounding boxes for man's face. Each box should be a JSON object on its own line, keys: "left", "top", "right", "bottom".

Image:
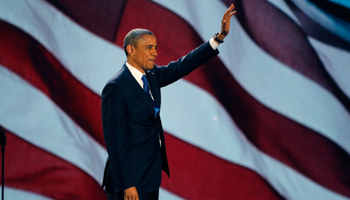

{"left": 129, "top": 34, "right": 158, "bottom": 73}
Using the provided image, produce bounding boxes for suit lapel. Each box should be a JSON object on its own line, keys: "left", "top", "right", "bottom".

{"left": 122, "top": 64, "right": 155, "bottom": 116}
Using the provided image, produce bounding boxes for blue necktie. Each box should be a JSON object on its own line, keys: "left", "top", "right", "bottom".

{"left": 141, "top": 75, "right": 159, "bottom": 116}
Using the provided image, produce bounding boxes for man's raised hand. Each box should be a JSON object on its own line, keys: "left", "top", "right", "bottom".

{"left": 217, "top": 4, "right": 236, "bottom": 41}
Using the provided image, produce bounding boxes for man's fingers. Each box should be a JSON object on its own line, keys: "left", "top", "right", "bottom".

{"left": 231, "top": 10, "right": 237, "bottom": 16}
{"left": 225, "top": 4, "right": 234, "bottom": 13}
{"left": 223, "top": 4, "right": 236, "bottom": 21}
{"left": 124, "top": 186, "right": 139, "bottom": 200}
{"left": 230, "top": 4, "right": 235, "bottom": 12}
{"left": 225, "top": 4, "right": 235, "bottom": 15}
{"left": 123, "top": 195, "right": 138, "bottom": 200}
{"left": 126, "top": 194, "right": 139, "bottom": 200}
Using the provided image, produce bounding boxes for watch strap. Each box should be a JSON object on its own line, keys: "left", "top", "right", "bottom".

{"left": 213, "top": 32, "right": 224, "bottom": 43}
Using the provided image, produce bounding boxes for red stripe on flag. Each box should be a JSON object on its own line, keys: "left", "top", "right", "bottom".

{"left": 3, "top": 129, "right": 107, "bottom": 200}
{"left": 162, "top": 132, "right": 285, "bottom": 200}
{"left": 0, "top": 20, "right": 105, "bottom": 147}
{"left": 45, "top": 0, "right": 127, "bottom": 41}
{"left": 115, "top": 0, "right": 350, "bottom": 198}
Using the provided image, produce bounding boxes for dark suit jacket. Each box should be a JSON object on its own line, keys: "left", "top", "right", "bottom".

{"left": 101, "top": 41, "right": 219, "bottom": 194}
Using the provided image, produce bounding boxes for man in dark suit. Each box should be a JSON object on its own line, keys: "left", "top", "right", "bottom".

{"left": 101, "top": 4, "right": 236, "bottom": 200}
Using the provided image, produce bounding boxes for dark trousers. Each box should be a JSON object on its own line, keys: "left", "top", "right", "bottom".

{"left": 108, "top": 189, "right": 159, "bottom": 200}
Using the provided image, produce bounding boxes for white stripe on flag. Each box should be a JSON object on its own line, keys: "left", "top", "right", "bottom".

{"left": 153, "top": 0, "right": 350, "bottom": 154}
{"left": 1, "top": 187, "right": 51, "bottom": 200}
{"left": 308, "top": 37, "right": 350, "bottom": 98}
{"left": 0, "top": 65, "right": 107, "bottom": 183}
{"left": 162, "top": 79, "right": 350, "bottom": 200}
{"left": 159, "top": 188, "right": 184, "bottom": 200}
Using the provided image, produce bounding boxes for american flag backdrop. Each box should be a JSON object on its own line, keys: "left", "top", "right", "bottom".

{"left": 0, "top": 0, "right": 349, "bottom": 199}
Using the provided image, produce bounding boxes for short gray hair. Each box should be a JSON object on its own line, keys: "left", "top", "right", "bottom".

{"left": 123, "top": 28, "right": 154, "bottom": 56}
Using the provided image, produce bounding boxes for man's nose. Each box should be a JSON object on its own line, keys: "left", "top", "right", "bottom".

{"left": 152, "top": 49, "right": 157, "bottom": 57}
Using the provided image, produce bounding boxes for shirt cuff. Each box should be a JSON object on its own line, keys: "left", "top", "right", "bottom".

{"left": 209, "top": 37, "right": 220, "bottom": 50}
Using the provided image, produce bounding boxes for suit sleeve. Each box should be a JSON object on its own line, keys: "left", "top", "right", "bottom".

{"left": 101, "top": 83, "right": 135, "bottom": 192}
{"left": 157, "top": 41, "right": 219, "bottom": 87}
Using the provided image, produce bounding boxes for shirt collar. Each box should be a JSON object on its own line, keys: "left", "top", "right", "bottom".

{"left": 126, "top": 62, "right": 145, "bottom": 88}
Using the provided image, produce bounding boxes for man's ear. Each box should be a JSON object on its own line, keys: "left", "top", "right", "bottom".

{"left": 126, "top": 45, "right": 134, "bottom": 55}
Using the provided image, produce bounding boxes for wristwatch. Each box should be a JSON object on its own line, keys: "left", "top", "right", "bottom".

{"left": 213, "top": 32, "right": 224, "bottom": 43}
